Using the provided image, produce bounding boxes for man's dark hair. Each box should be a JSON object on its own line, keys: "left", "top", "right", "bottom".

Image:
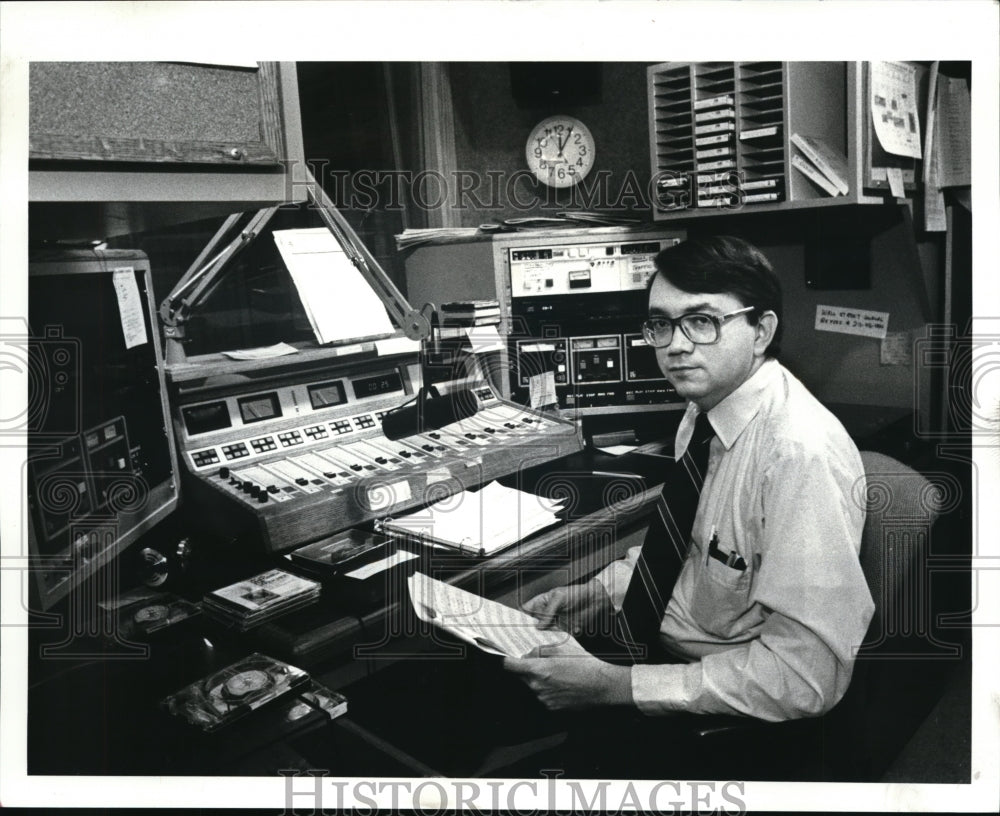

{"left": 650, "top": 235, "right": 783, "bottom": 357}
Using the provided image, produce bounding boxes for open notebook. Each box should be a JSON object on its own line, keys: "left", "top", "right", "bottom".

{"left": 381, "top": 481, "right": 564, "bottom": 557}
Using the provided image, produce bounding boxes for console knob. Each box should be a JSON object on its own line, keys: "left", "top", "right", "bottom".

{"left": 139, "top": 547, "right": 169, "bottom": 587}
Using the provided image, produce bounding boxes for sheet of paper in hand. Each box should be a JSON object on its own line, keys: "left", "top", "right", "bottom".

{"left": 407, "top": 572, "right": 580, "bottom": 658}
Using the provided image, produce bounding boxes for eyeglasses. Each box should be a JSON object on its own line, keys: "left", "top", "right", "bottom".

{"left": 641, "top": 306, "right": 756, "bottom": 348}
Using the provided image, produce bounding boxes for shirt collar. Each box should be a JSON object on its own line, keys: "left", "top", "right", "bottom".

{"left": 675, "top": 358, "right": 780, "bottom": 457}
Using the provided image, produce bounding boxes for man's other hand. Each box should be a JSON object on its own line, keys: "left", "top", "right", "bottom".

{"left": 503, "top": 640, "right": 633, "bottom": 711}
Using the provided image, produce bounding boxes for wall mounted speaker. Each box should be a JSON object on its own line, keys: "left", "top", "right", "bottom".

{"left": 509, "top": 63, "right": 602, "bottom": 109}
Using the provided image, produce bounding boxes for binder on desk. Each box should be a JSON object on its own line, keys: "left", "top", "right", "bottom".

{"left": 380, "top": 481, "right": 565, "bottom": 557}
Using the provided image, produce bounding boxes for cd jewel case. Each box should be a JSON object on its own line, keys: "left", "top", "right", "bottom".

{"left": 202, "top": 568, "right": 321, "bottom": 631}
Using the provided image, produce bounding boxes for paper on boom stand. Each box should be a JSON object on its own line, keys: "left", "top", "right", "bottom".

{"left": 408, "top": 572, "right": 580, "bottom": 658}
{"left": 272, "top": 228, "right": 394, "bottom": 345}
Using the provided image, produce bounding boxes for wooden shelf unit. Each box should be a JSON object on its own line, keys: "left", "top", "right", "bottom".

{"left": 648, "top": 61, "right": 891, "bottom": 219}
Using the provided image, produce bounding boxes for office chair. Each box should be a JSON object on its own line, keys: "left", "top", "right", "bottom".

{"left": 678, "top": 451, "right": 948, "bottom": 782}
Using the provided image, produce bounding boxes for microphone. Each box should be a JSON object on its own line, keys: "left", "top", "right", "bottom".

{"left": 381, "top": 388, "right": 481, "bottom": 441}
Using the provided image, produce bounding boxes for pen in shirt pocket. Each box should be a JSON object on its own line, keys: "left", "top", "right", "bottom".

{"left": 708, "top": 525, "right": 747, "bottom": 571}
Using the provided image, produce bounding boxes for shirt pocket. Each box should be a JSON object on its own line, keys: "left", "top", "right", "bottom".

{"left": 689, "top": 552, "right": 754, "bottom": 639}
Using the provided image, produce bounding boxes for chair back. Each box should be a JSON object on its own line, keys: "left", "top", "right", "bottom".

{"left": 856, "top": 451, "right": 941, "bottom": 652}
{"left": 690, "top": 451, "right": 955, "bottom": 781}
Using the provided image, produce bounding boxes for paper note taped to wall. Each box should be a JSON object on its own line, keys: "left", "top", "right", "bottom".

{"left": 880, "top": 331, "right": 915, "bottom": 366}
{"left": 870, "top": 61, "right": 922, "bottom": 159}
{"left": 529, "top": 371, "right": 557, "bottom": 409}
{"left": 886, "top": 167, "right": 906, "bottom": 199}
{"left": 815, "top": 305, "right": 890, "bottom": 339}
{"left": 112, "top": 267, "right": 148, "bottom": 349}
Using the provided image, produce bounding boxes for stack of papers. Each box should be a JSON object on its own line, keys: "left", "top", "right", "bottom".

{"left": 203, "top": 569, "right": 321, "bottom": 631}
{"left": 438, "top": 300, "right": 501, "bottom": 326}
{"left": 394, "top": 227, "right": 483, "bottom": 250}
{"left": 382, "top": 481, "right": 564, "bottom": 556}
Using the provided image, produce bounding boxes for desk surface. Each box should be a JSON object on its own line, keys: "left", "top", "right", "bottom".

{"left": 26, "top": 447, "right": 665, "bottom": 777}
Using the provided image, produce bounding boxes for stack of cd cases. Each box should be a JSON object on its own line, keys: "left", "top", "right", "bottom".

{"left": 203, "top": 569, "right": 321, "bottom": 631}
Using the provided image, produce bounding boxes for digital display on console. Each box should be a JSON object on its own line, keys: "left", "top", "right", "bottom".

{"left": 621, "top": 241, "right": 661, "bottom": 255}
{"left": 182, "top": 401, "right": 232, "bottom": 435}
{"left": 238, "top": 392, "right": 282, "bottom": 424}
{"left": 308, "top": 380, "right": 347, "bottom": 410}
{"left": 510, "top": 248, "right": 553, "bottom": 262}
{"left": 351, "top": 371, "right": 403, "bottom": 399}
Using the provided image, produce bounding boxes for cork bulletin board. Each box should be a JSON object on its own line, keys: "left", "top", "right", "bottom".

{"left": 29, "top": 61, "right": 285, "bottom": 165}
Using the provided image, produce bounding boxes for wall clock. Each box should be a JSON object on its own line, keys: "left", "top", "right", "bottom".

{"left": 525, "top": 115, "right": 596, "bottom": 189}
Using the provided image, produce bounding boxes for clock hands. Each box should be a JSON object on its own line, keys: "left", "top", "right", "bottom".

{"left": 538, "top": 135, "right": 568, "bottom": 164}
{"left": 557, "top": 127, "right": 574, "bottom": 158}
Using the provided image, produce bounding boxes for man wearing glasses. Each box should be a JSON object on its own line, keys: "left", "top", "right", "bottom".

{"left": 505, "top": 236, "right": 873, "bottom": 770}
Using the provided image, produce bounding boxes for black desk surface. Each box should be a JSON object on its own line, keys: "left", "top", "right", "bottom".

{"left": 25, "top": 447, "right": 666, "bottom": 777}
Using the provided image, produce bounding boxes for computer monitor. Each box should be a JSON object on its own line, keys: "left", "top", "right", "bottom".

{"left": 26, "top": 250, "right": 179, "bottom": 611}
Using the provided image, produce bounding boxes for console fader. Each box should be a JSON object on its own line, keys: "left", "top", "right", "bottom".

{"left": 171, "top": 352, "right": 582, "bottom": 552}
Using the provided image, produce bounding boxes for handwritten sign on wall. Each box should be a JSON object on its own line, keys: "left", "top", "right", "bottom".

{"left": 815, "top": 305, "right": 890, "bottom": 339}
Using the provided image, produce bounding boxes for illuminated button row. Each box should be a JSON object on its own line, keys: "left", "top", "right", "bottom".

{"left": 305, "top": 424, "right": 328, "bottom": 440}
{"left": 278, "top": 431, "right": 303, "bottom": 447}
{"left": 353, "top": 414, "right": 376, "bottom": 430}
{"left": 251, "top": 437, "right": 277, "bottom": 453}
{"left": 192, "top": 449, "right": 220, "bottom": 467}
{"left": 330, "top": 420, "right": 353, "bottom": 435}
{"left": 222, "top": 443, "right": 250, "bottom": 460}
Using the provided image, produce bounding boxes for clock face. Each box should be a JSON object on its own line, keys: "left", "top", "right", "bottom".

{"left": 526, "top": 115, "right": 595, "bottom": 189}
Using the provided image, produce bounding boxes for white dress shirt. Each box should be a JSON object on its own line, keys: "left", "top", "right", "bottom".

{"left": 596, "top": 359, "right": 874, "bottom": 721}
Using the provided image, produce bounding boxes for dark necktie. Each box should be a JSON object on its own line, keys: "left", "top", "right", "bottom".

{"left": 613, "top": 411, "right": 715, "bottom": 662}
